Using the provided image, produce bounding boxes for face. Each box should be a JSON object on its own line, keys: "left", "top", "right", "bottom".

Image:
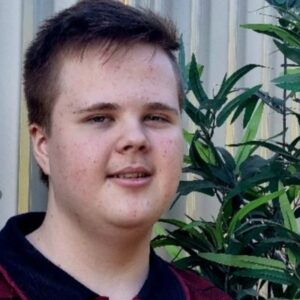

{"left": 32, "top": 44, "right": 183, "bottom": 232}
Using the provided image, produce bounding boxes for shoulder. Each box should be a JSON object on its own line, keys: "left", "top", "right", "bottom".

{"left": 169, "top": 266, "right": 232, "bottom": 300}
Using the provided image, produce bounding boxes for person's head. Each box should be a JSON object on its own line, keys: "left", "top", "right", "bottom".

{"left": 25, "top": 0, "right": 184, "bottom": 230}
{"left": 24, "top": 0, "right": 184, "bottom": 178}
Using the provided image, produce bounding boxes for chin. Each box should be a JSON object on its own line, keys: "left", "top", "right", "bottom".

{"left": 109, "top": 211, "right": 160, "bottom": 231}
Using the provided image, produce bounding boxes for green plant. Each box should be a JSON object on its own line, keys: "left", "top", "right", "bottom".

{"left": 152, "top": 3, "right": 300, "bottom": 299}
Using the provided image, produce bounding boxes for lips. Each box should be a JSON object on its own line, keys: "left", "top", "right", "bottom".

{"left": 107, "top": 166, "right": 153, "bottom": 187}
{"left": 107, "top": 166, "right": 152, "bottom": 179}
{"left": 111, "top": 173, "right": 149, "bottom": 179}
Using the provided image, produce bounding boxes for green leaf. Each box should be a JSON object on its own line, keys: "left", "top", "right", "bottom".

{"left": 194, "top": 140, "right": 217, "bottom": 165}
{"left": 215, "top": 64, "right": 260, "bottom": 103}
{"left": 189, "top": 54, "right": 208, "bottom": 103}
{"left": 234, "top": 269, "right": 298, "bottom": 285}
{"left": 236, "top": 289, "right": 260, "bottom": 300}
{"left": 286, "top": 67, "right": 300, "bottom": 75}
{"left": 279, "top": 184, "right": 298, "bottom": 233}
{"left": 178, "top": 36, "right": 185, "bottom": 71}
{"left": 272, "top": 72, "right": 300, "bottom": 91}
{"left": 242, "top": 98, "right": 258, "bottom": 128}
{"left": 177, "top": 180, "right": 216, "bottom": 197}
{"left": 234, "top": 101, "right": 264, "bottom": 168}
{"left": 273, "top": 39, "right": 300, "bottom": 65}
{"left": 178, "top": 35, "right": 188, "bottom": 91}
{"left": 184, "top": 98, "right": 207, "bottom": 127}
{"left": 236, "top": 221, "right": 300, "bottom": 245}
{"left": 241, "top": 23, "right": 300, "bottom": 46}
{"left": 158, "top": 218, "right": 187, "bottom": 229}
{"left": 227, "top": 189, "right": 286, "bottom": 237}
{"left": 216, "top": 85, "right": 262, "bottom": 127}
{"left": 230, "top": 95, "right": 259, "bottom": 128}
{"left": 181, "top": 220, "right": 221, "bottom": 249}
{"left": 169, "top": 230, "right": 213, "bottom": 252}
{"left": 183, "top": 155, "right": 191, "bottom": 164}
{"left": 283, "top": 283, "right": 300, "bottom": 299}
{"left": 278, "top": 182, "right": 298, "bottom": 236}
{"left": 197, "top": 252, "right": 286, "bottom": 271}
{"left": 232, "top": 140, "right": 300, "bottom": 163}
{"left": 256, "top": 236, "right": 300, "bottom": 249}
{"left": 290, "top": 136, "right": 300, "bottom": 151}
{"left": 183, "top": 129, "right": 193, "bottom": 145}
{"left": 239, "top": 155, "right": 269, "bottom": 180}
{"left": 173, "top": 257, "right": 198, "bottom": 269}
{"left": 217, "top": 147, "right": 236, "bottom": 173}
{"left": 255, "top": 90, "right": 286, "bottom": 114}
{"left": 153, "top": 224, "right": 184, "bottom": 260}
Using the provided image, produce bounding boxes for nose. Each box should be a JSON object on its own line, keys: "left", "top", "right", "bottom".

{"left": 115, "top": 120, "right": 150, "bottom": 154}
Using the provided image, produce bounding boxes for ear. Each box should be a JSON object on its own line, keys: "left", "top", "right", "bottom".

{"left": 29, "top": 124, "right": 50, "bottom": 176}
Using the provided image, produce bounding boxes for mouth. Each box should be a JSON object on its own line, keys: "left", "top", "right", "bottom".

{"left": 107, "top": 166, "right": 153, "bottom": 187}
{"left": 108, "top": 172, "right": 150, "bottom": 179}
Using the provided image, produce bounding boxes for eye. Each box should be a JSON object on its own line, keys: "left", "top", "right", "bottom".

{"left": 87, "top": 115, "right": 113, "bottom": 124}
{"left": 90, "top": 116, "right": 106, "bottom": 123}
{"left": 144, "top": 114, "right": 169, "bottom": 123}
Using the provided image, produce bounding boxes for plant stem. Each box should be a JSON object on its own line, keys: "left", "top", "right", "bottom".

{"left": 283, "top": 56, "right": 288, "bottom": 148}
{"left": 215, "top": 190, "right": 223, "bottom": 204}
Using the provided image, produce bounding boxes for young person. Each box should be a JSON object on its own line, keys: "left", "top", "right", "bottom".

{"left": 0, "top": 1, "right": 231, "bottom": 299}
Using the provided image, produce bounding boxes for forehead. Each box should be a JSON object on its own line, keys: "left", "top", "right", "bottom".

{"left": 56, "top": 43, "right": 179, "bottom": 108}
{"left": 59, "top": 43, "right": 175, "bottom": 79}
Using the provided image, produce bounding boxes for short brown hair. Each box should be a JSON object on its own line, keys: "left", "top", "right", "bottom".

{"left": 24, "top": 0, "right": 183, "bottom": 184}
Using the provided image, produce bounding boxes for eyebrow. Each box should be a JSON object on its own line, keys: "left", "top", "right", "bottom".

{"left": 73, "top": 102, "right": 121, "bottom": 114}
{"left": 73, "top": 101, "right": 179, "bottom": 115}
{"left": 144, "top": 102, "right": 179, "bottom": 115}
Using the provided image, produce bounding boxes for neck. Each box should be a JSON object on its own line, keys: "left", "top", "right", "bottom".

{"left": 27, "top": 202, "right": 152, "bottom": 300}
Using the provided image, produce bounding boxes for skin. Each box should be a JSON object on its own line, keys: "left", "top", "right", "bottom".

{"left": 28, "top": 43, "right": 184, "bottom": 300}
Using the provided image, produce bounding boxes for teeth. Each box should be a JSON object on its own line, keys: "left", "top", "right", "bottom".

{"left": 114, "top": 173, "right": 147, "bottom": 179}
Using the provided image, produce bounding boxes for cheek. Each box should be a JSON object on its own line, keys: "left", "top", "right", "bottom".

{"left": 154, "top": 137, "right": 183, "bottom": 208}
{"left": 157, "top": 134, "right": 184, "bottom": 181}
{"left": 49, "top": 138, "right": 106, "bottom": 181}
{"left": 160, "top": 135, "right": 183, "bottom": 162}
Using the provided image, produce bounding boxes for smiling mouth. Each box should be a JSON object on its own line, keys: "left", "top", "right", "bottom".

{"left": 109, "top": 173, "right": 150, "bottom": 179}
{"left": 107, "top": 168, "right": 152, "bottom": 187}
{"left": 107, "top": 166, "right": 153, "bottom": 182}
